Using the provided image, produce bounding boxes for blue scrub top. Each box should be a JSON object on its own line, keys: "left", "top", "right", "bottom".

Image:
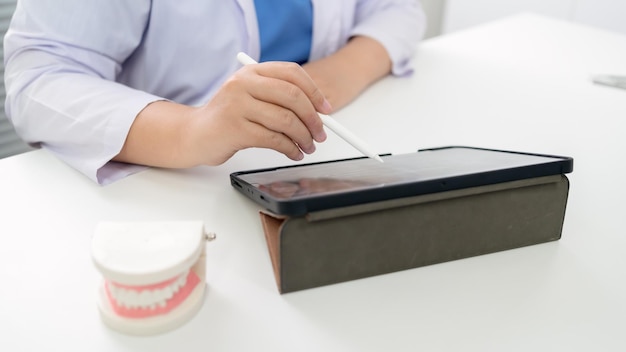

{"left": 254, "top": 0, "right": 313, "bottom": 64}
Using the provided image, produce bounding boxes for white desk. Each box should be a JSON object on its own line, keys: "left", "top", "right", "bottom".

{"left": 1, "top": 14, "right": 625, "bottom": 351}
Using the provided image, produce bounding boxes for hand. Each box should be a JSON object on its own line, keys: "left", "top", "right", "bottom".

{"left": 116, "top": 61, "right": 331, "bottom": 168}
{"left": 186, "top": 62, "right": 331, "bottom": 165}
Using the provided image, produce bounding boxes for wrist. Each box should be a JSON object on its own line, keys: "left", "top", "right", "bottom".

{"left": 115, "top": 101, "right": 200, "bottom": 168}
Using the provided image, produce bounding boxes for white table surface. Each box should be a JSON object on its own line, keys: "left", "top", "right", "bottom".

{"left": 1, "top": 14, "right": 625, "bottom": 352}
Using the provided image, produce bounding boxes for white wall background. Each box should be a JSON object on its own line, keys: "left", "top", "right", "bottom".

{"left": 441, "top": 0, "right": 626, "bottom": 35}
{"left": 420, "top": 0, "right": 446, "bottom": 38}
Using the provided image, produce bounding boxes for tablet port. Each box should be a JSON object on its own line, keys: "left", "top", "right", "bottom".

{"left": 233, "top": 180, "right": 243, "bottom": 189}
{"left": 259, "top": 195, "right": 269, "bottom": 203}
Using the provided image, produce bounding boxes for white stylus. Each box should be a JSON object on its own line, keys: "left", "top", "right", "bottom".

{"left": 236, "top": 52, "right": 384, "bottom": 163}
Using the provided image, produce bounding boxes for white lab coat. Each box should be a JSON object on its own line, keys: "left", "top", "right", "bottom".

{"left": 4, "top": 0, "right": 425, "bottom": 184}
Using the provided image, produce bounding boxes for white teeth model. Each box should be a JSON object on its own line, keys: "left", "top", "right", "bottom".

{"left": 92, "top": 221, "right": 215, "bottom": 335}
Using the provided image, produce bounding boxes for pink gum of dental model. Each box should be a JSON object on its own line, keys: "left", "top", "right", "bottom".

{"left": 105, "top": 270, "right": 200, "bottom": 318}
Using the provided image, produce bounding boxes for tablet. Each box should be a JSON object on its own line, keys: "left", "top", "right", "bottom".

{"left": 230, "top": 146, "right": 573, "bottom": 216}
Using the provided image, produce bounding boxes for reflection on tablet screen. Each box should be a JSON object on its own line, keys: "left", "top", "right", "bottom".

{"left": 237, "top": 148, "right": 562, "bottom": 200}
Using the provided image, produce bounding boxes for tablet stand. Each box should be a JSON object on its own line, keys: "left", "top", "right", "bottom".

{"left": 259, "top": 175, "right": 570, "bottom": 293}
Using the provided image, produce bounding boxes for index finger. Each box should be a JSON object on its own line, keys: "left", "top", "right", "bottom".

{"left": 249, "top": 61, "right": 332, "bottom": 135}
{"left": 237, "top": 54, "right": 332, "bottom": 115}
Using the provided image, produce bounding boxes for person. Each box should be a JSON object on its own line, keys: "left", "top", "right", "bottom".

{"left": 3, "top": 1, "right": 426, "bottom": 185}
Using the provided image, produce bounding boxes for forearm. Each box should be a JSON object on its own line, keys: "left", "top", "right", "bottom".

{"left": 303, "top": 36, "right": 391, "bottom": 111}
{"left": 113, "top": 101, "right": 199, "bottom": 168}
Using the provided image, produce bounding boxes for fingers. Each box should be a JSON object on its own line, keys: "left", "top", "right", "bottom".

{"left": 197, "top": 60, "right": 334, "bottom": 165}
{"left": 252, "top": 61, "right": 332, "bottom": 113}
{"left": 240, "top": 120, "right": 306, "bottom": 161}
{"left": 241, "top": 62, "right": 330, "bottom": 142}
{"left": 242, "top": 98, "right": 316, "bottom": 155}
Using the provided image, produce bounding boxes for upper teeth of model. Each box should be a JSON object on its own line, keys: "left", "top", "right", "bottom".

{"left": 107, "top": 270, "right": 189, "bottom": 309}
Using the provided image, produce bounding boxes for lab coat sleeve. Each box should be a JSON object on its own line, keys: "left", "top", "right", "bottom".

{"left": 4, "top": 0, "right": 159, "bottom": 184}
{"left": 350, "top": 0, "right": 426, "bottom": 76}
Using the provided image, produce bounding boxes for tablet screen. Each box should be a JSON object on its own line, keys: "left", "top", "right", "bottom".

{"left": 234, "top": 147, "right": 568, "bottom": 200}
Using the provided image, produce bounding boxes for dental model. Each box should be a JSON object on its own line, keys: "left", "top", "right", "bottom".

{"left": 91, "top": 221, "right": 215, "bottom": 335}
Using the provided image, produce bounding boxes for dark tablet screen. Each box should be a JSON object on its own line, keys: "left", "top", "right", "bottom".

{"left": 230, "top": 146, "right": 573, "bottom": 215}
